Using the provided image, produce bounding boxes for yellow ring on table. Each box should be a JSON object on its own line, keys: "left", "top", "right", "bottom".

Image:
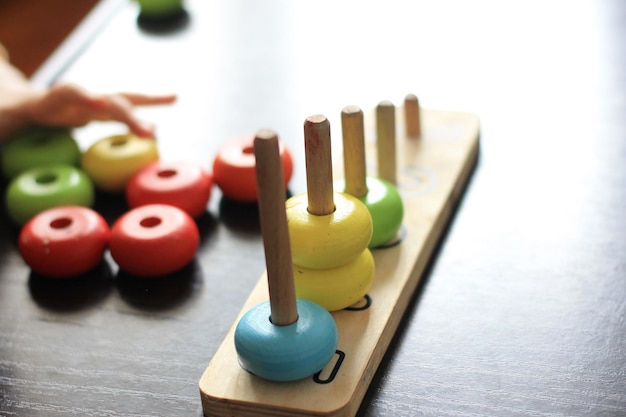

{"left": 81, "top": 133, "right": 159, "bottom": 193}
{"left": 287, "top": 192, "right": 373, "bottom": 270}
{"left": 293, "top": 249, "right": 375, "bottom": 312}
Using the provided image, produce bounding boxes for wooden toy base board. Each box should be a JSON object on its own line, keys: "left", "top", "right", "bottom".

{"left": 199, "top": 107, "right": 480, "bottom": 417}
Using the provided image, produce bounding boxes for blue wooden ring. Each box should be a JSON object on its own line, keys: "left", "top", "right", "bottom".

{"left": 234, "top": 299, "right": 338, "bottom": 382}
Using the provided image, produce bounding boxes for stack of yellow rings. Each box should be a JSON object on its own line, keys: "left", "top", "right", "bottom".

{"left": 287, "top": 192, "right": 374, "bottom": 311}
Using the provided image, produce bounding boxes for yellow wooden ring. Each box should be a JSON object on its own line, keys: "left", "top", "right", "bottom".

{"left": 286, "top": 192, "right": 372, "bottom": 269}
{"left": 293, "top": 249, "right": 374, "bottom": 312}
{"left": 81, "top": 134, "right": 159, "bottom": 193}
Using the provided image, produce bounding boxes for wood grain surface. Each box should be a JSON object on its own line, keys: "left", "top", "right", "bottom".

{"left": 1, "top": 0, "right": 625, "bottom": 416}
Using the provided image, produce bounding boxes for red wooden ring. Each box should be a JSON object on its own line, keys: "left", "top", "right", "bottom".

{"left": 110, "top": 204, "right": 200, "bottom": 277}
{"left": 126, "top": 160, "right": 213, "bottom": 218}
{"left": 212, "top": 135, "right": 293, "bottom": 202}
{"left": 18, "top": 206, "right": 110, "bottom": 278}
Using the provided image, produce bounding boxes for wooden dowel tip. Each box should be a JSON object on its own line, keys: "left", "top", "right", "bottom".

{"left": 303, "top": 114, "right": 334, "bottom": 216}
{"left": 341, "top": 105, "right": 367, "bottom": 198}
{"left": 305, "top": 114, "right": 329, "bottom": 127}
{"left": 377, "top": 100, "right": 394, "bottom": 109}
{"left": 342, "top": 105, "right": 363, "bottom": 117}
{"left": 376, "top": 100, "right": 397, "bottom": 184}
{"left": 254, "top": 129, "right": 279, "bottom": 143}
{"left": 405, "top": 93, "right": 418, "bottom": 103}
{"left": 404, "top": 93, "right": 422, "bottom": 138}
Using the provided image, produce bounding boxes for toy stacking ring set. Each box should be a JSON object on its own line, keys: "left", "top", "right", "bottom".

{"left": 2, "top": 92, "right": 480, "bottom": 417}
{"left": 199, "top": 96, "right": 480, "bottom": 417}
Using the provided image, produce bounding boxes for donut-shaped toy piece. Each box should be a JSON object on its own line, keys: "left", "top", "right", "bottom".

{"left": 234, "top": 299, "right": 338, "bottom": 382}
{"left": 109, "top": 204, "right": 199, "bottom": 277}
{"left": 213, "top": 135, "right": 293, "bottom": 202}
{"left": 137, "top": 0, "right": 184, "bottom": 19}
{"left": 1, "top": 127, "right": 80, "bottom": 179}
{"left": 126, "top": 160, "right": 213, "bottom": 218}
{"left": 336, "top": 177, "right": 404, "bottom": 248}
{"left": 293, "top": 248, "right": 374, "bottom": 311}
{"left": 286, "top": 191, "right": 372, "bottom": 269}
{"left": 81, "top": 133, "right": 159, "bottom": 193}
{"left": 18, "top": 206, "right": 110, "bottom": 278}
{"left": 5, "top": 165, "right": 94, "bottom": 225}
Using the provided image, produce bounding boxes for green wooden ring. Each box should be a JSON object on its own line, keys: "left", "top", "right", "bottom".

{"left": 5, "top": 165, "right": 94, "bottom": 225}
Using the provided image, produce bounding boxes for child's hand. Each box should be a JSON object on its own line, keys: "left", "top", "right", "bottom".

{"left": 0, "top": 45, "right": 176, "bottom": 142}
{"left": 22, "top": 84, "right": 177, "bottom": 138}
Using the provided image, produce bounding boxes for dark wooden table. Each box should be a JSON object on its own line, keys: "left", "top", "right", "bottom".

{"left": 2, "top": 0, "right": 625, "bottom": 416}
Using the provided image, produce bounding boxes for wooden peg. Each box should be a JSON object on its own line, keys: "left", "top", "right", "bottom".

{"left": 341, "top": 105, "right": 368, "bottom": 198}
{"left": 376, "top": 101, "right": 397, "bottom": 184}
{"left": 253, "top": 130, "right": 298, "bottom": 326}
{"left": 304, "top": 115, "right": 335, "bottom": 216}
{"left": 404, "top": 93, "right": 421, "bottom": 138}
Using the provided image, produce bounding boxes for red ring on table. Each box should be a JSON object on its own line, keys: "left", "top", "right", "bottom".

{"left": 126, "top": 160, "right": 213, "bottom": 218}
{"left": 18, "top": 206, "right": 110, "bottom": 278}
{"left": 212, "top": 135, "right": 293, "bottom": 202}
{"left": 109, "top": 204, "right": 200, "bottom": 277}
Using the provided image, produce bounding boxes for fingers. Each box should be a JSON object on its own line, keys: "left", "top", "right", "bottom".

{"left": 117, "top": 92, "right": 177, "bottom": 106}
{"left": 27, "top": 83, "right": 175, "bottom": 137}
{"left": 91, "top": 92, "right": 177, "bottom": 137}
{"left": 49, "top": 85, "right": 176, "bottom": 109}
{"left": 100, "top": 94, "right": 156, "bottom": 138}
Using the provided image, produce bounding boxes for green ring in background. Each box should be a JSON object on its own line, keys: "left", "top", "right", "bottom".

{"left": 5, "top": 164, "right": 94, "bottom": 226}
{"left": 1, "top": 127, "right": 80, "bottom": 179}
